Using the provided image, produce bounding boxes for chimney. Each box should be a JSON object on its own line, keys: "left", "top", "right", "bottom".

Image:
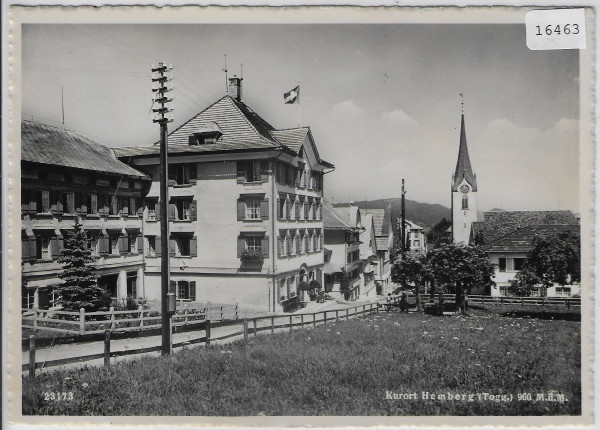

{"left": 228, "top": 76, "right": 242, "bottom": 101}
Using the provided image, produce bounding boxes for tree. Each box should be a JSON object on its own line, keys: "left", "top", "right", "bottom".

{"left": 426, "top": 218, "right": 452, "bottom": 249}
{"left": 56, "top": 218, "right": 110, "bottom": 312}
{"left": 426, "top": 243, "right": 495, "bottom": 314}
{"left": 391, "top": 253, "right": 428, "bottom": 313}
{"left": 509, "top": 230, "right": 580, "bottom": 296}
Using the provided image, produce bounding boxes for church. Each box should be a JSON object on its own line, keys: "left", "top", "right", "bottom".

{"left": 451, "top": 114, "right": 580, "bottom": 297}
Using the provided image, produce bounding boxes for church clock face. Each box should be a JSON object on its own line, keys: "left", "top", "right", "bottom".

{"left": 459, "top": 184, "right": 470, "bottom": 194}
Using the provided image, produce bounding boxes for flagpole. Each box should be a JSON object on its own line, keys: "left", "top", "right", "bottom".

{"left": 297, "top": 81, "right": 301, "bottom": 127}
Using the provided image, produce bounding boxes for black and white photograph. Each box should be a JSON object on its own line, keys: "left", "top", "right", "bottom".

{"left": 4, "top": 4, "right": 595, "bottom": 427}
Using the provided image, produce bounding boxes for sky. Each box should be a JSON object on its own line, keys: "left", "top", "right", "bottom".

{"left": 22, "top": 23, "right": 580, "bottom": 212}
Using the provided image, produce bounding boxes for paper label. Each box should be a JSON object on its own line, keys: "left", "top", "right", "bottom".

{"left": 526, "top": 9, "right": 586, "bottom": 50}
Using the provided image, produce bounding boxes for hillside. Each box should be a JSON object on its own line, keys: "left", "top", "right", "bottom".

{"left": 353, "top": 198, "right": 451, "bottom": 230}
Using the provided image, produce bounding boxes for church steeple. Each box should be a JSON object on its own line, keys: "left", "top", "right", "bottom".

{"left": 452, "top": 114, "right": 477, "bottom": 191}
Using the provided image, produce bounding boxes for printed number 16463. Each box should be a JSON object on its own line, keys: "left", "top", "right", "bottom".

{"left": 535, "top": 24, "right": 580, "bottom": 36}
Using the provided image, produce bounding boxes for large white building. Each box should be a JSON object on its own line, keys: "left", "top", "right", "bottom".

{"left": 115, "top": 78, "right": 334, "bottom": 311}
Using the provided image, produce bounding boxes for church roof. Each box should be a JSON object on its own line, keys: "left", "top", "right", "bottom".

{"left": 452, "top": 114, "right": 477, "bottom": 191}
{"left": 472, "top": 210, "right": 578, "bottom": 249}
{"left": 360, "top": 208, "right": 385, "bottom": 236}
{"left": 486, "top": 224, "right": 579, "bottom": 253}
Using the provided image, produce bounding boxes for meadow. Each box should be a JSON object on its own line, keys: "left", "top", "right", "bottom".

{"left": 22, "top": 306, "right": 580, "bottom": 416}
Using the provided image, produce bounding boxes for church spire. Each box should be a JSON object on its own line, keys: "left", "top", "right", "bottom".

{"left": 452, "top": 114, "right": 477, "bottom": 191}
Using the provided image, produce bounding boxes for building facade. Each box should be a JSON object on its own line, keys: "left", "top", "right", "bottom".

{"left": 360, "top": 206, "right": 394, "bottom": 292}
{"left": 115, "top": 78, "right": 333, "bottom": 311}
{"left": 21, "top": 121, "right": 150, "bottom": 309}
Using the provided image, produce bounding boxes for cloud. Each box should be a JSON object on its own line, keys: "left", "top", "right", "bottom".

{"left": 331, "top": 100, "right": 365, "bottom": 117}
{"left": 380, "top": 110, "right": 419, "bottom": 128}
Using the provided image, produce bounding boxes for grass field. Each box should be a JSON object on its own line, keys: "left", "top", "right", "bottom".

{"left": 22, "top": 306, "right": 580, "bottom": 416}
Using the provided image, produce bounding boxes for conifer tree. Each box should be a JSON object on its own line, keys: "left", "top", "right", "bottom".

{"left": 56, "top": 218, "right": 110, "bottom": 312}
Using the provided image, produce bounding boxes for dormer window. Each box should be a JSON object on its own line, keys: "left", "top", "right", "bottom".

{"left": 188, "top": 122, "right": 223, "bottom": 145}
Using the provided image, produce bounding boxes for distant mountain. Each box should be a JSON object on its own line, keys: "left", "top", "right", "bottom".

{"left": 352, "top": 198, "right": 451, "bottom": 230}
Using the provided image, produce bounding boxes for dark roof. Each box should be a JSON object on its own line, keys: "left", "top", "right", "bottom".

{"left": 473, "top": 210, "right": 578, "bottom": 249}
{"left": 486, "top": 224, "right": 580, "bottom": 253}
{"left": 22, "top": 121, "right": 148, "bottom": 179}
{"left": 360, "top": 208, "right": 385, "bottom": 236}
{"left": 113, "top": 96, "right": 333, "bottom": 169}
{"left": 323, "top": 200, "right": 353, "bottom": 231}
{"left": 452, "top": 114, "right": 477, "bottom": 191}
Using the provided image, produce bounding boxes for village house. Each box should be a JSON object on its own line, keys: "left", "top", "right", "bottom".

{"left": 450, "top": 114, "right": 580, "bottom": 297}
{"left": 21, "top": 120, "right": 150, "bottom": 309}
{"left": 358, "top": 212, "right": 378, "bottom": 299}
{"left": 114, "top": 78, "right": 333, "bottom": 312}
{"left": 397, "top": 218, "right": 427, "bottom": 256}
{"left": 360, "top": 206, "right": 394, "bottom": 292}
{"left": 322, "top": 201, "right": 364, "bottom": 301}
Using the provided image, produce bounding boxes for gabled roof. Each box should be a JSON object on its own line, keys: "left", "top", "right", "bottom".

{"left": 333, "top": 204, "right": 361, "bottom": 229}
{"left": 323, "top": 200, "right": 354, "bottom": 231}
{"left": 22, "top": 121, "right": 148, "bottom": 179}
{"left": 472, "top": 210, "right": 578, "bottom": 249}
{"left": 360, "top": 208, "right": 385, "bottom": 236}
{"left": 452, "top": 114, "right": 477, "bottom": 191}
{"left": 375, "top": 237, "right": 390, "bottom": 252}
{"left": 113, "top": 96, "right": 333, "bottom": 169}
{"left": 486, "top": 224, "right": 580, "bottom": 253}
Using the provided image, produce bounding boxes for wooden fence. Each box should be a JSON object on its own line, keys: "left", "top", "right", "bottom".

{"left": 24, "top": 301, "right": 381, "bottom": 375}
{"left": 22, "top": 303, "right": 239, "bottom": 336}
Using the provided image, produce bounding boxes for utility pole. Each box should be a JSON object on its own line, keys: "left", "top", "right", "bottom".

{"left": 401, "top": 179, "right": 406, "bottom": 255}
{"left": 152, "top": 62, "right": 174, "bottom": 356}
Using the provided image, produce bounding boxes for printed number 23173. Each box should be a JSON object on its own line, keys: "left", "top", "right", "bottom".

{"left": 43, "top": 392, "right": 74, "bottom": 401}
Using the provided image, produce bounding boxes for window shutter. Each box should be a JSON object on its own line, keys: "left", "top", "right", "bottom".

{"left": 29, "top": 237, "right": 37, "bottom": 261}
{"left": 278, "top": 237, "right": 283, "bottom": 257}
{"left": 67, "top": 193, "right": 75, "bottom": 214}
{"left": 277, "top": 198, "right": 282, "bottom": 220}
{"left": 260, "top": 198, "right": 269, "bottom": 220}
{"left": 155, "top": 201, "right": 161, "bottom": 221}
{"left": 137, "top": 199, "right": 144, "bottom": 216}
{"left": 169, "top": 239, "right": 176, "bottom": 256}
{"left": 53, "top": 191, "right": 62, "bottom": 213}
{"left": 237, "top": 162, "right": 246, "bottom": 183}
{"left": 42, "top": 191, "right": 50, "bottom": 213}
{"left": 22, "top": 237, "right": 30, "bottom": 260}
{"left": 189, "top": 164, "right": 197, "bottom": 184}
{"left": 237, "top": 199, "right": 245, "bottom": 221}
{"left": 237, "top": 237, "right": 245, "bottom": 257}
{"left": 21, "top": 189, "right": 30, "bottom": 214}
{"left": 260, "top": 160, "right": 269, "bottom": 182}
{"left": 155, "top": 236, "right": 162, "bottom": 256}
{"left": 50, "top": 237, "right": 59, "bottom": 260}
{"left": 190, "top": 236, "right": 197, "bottom": 257}
{"left": 261, "top": 236, "right": 269, "bottom": 258}
{"left": 136, "top": 235, "right": 143, "bottom": 252}
{"left": 118, "top": 235, "right": 125, "bottom": 254}
{"left": 111, "top": 196, "right": 118, "bottom": 215}
{"left": 58, "top": 237, "right": 64, "bottom": 256}
{"left": 170, "top": 280, "right": 177, "bottom": 294}
{"left": 189, "top": 281, "right": 196, "bottom": 301}
{"left": 168, "top": 203, "right": 176, "bottom": 221}
{"left": 29, "top": 198, "right": 37, "bottom": 214}
{"left": 190, "top": 200, "right": 197, "bottom": 221}
{"left": 76, "top": 193, "right": 83, "bottom": 214}
{"left": 129, "top": 197, "right": 136, "bottom": 216}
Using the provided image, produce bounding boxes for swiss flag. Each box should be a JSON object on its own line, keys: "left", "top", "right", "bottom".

{"left": 284, "top": 85, "right": 300, "bottom": 104}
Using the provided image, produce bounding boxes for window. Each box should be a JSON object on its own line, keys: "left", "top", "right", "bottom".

{"left": 36, "top": 190, "right": 50, "bottom": 213}
{"left": 22, "top": 288, "right": 35, "bottom": 309}
{"left": 278, "top": 235, "right": 285, "bottom": 257}
{"left": 294, "top": 234, "right": 301, "bottom": 255}
{"left": 246, "top": 198, "right": 261, "bottom": 220}
{"left": 147, "top": 200, "right": 157, "bottom": 221}
{"left": 147, "top": 236, "right": 156, "bottom": 257}
{"left": 109, "top": 234, "right": 120, "bottom": 255}
{"left": 462, "top": 194, "right": 468, "bottom": 210}
{"left": 175, "top": 199, "right": 192, "bottom": 221}
{"left": 304, "top": 200, "right": 310, "bottom": 220}
{"left": 237, "top": 196, "right": 268, "bottom": 221}
{"left": 128, "top": 197, "right": 139, "bottom": 216}
{"left": 61, "top": 192, "right": 75, "bottom": 214}
{"left": 87, "top": 194, "right": 98, "bottom": 215}
{"left": 170, "top": 235, "right": 197, "bottom": 257}
{"left": 36, "top": 236, "right": 51, "bottom": 260}
{"left": 177, "top": 281, "right": 190, "bottom": 300}
{"left": 499, "top": 286, "right": 510, "bottom": 296}
{"left": 414, "top": 240, "right": 420, "bottom": 247}
{"left": 246, "top": 236, "right": 261, "bottom": 252}
{"left": 304, "top": 234, "right": 310, "bottom": 253}
{"left": 127, "top": 273, "right": 137, "bottom": 298}
{"left": 169, "top": 163, "right": 197, "bottom": 185}
{"left": 498, "top": 258, "right": 507, "bottom": 272}
{"left": 294, "top": 199, "right": 301, "bottom": 220}
{"left": 555, "top": 287, "right": 571, "bottom": 298}
{"left": 128, "top": 232, "right": 138, "bottom": 253}
{"left": 87, "top": 233, "right": 99, "bottom": 256}
{"left": 237, "top": 160, "right": 267, "bottom": 183}
{"left": 514, "top": 258, "right": 526, "bottom": 271}
{"left": 278, "top": 197, "right": 286, "bottom": 220}
{"left": 287, "top": 235, "right": 293, "bottom": 255}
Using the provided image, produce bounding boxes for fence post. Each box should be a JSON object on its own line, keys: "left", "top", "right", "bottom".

{"left": 376, "top": 303, "right": 380, "bottom": 314}
{"left": 205, "top": 319, "right": 211, "bottom": 345}
{"left": 110, "top": 306, "right": 115, "bottom": 331}
{"left": 363, "top": 305, "right": 366, "bottom": 318}
{"left": 289, "top": 315, "right": 293, "bottom": 332}
{"left": 183, "top": 308, "right": 188, "bottom": 325}
{"left": 33, "top": 307, "right": 38, "bottom": 331}
{"left": 323, "top": 311, "right": 327, "bottom": 325}
{"left": 271, "top": 316, "right": 275, "bottom": 334}
{"left": 79, "top": 308, "right": 85, "bottom": 335}
{"left": 336, "top": 310, "right": 339, "bottom": 321}
{"left": 243, "top": 319, "right": 248, "bottom": 344}
{"left": 346, "top": 308, "right": 349, "bottom": 319}
{"left": 29, "top": 335, "right": 35, "bottom": 379}
{"left": 220, "top": 307, "right": 224, "bottom": 321}
{"left": 104, "top": 330, "right": 111, "bottom": 368}
{"left": 567, "top": 300, "right": 571, "bottom": 310}
{"left": 300, "top": 314, "right": 304, "bottom": 327}
{"left": 235, "top": 303, "right": 239, "bottom": 319}
{"left": 207, "top": 302, "right": 212, "bottom": 320}
{"left": 253, "top": 319, "right": 257, "bottom": 337}
{"left": 313, "top": 313, "right": 316, "bottom": 327}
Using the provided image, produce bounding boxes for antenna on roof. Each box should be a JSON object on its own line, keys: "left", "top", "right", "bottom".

{"left": 223, "top": 55, "right": 228, "bottom": 93}
{"left": 61, "top": 85, "right": 65, "bottom": 128}
{"left": 240, "top": 63, "right": 243, "bottom": 79}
